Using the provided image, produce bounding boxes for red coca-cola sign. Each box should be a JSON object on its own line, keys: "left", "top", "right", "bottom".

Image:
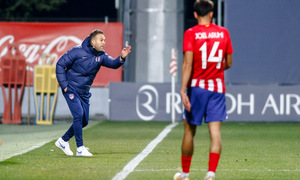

{"left": 0, "top": 22, "right": 123, "bottom": 86}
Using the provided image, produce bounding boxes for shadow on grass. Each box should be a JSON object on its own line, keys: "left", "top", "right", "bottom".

{"left": 0, "top": 160, "right": 21, "bottom": 166}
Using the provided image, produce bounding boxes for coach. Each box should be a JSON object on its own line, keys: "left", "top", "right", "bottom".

{"left": 55, "top": 29, "right": 131, "bottom": 156}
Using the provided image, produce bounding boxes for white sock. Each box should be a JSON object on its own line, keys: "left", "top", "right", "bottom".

{"left": 181, "top": 172, "right": 189, "bottom": 178}
{"left": 206, "top": 171, "right": 215, "bottom": 177}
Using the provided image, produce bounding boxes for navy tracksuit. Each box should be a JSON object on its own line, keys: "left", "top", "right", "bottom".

{"left": 56, "top": 36, "right": 124, "bottom": 147}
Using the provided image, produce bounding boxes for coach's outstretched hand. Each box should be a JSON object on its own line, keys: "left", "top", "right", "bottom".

{"left": 120, "top": 46, "right": 131, "bottom": 61}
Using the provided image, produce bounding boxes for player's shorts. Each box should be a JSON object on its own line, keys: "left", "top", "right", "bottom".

{"left": 184, "top": 87, "right": 227, "bottom": 126}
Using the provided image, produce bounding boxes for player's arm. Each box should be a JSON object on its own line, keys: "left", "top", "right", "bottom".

{"left": 224, "top": 53, "right": 232, "bottom": 70}
{"left": 224, "top": 29, "right": 233, "bottom": 70}
{"left": 180, "top": 51, "right": 193, "bottom": 112}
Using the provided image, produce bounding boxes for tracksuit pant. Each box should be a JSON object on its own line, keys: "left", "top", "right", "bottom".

{"left": 61, "top": 86, "right": 91, "bottom": 147}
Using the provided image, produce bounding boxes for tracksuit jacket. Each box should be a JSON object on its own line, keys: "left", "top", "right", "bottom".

{"left": 56, "top": 36, "right": 124, "bottom": 95}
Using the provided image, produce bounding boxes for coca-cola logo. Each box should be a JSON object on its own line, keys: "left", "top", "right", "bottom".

{"left": 0, "top": 35, "right": 82, "bottom": 66}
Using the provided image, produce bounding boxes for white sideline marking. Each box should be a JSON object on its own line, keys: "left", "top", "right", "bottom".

{"left": 135, "top": 168, "right": 300, "bottom": 172}
{"left": 8, "top": 141, "right": 51, "bottom": 159}
{"left": 112, "top": 122, "right": 178, "bottom": 180}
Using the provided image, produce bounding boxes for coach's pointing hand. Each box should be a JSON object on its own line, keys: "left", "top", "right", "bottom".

{"left": 120, "top": 46, "right": 131, "bottom": 61}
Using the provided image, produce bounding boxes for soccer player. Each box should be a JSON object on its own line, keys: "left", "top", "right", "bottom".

{"left": 55, "top": 29, "right": 131, "bottom": 156}
{"left": 174, "top": 0, "right": 233, "bottom": 179}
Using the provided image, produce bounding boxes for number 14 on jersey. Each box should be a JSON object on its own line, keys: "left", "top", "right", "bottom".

{"left": 199, "top": 41, "right": 223, "bottom": 69}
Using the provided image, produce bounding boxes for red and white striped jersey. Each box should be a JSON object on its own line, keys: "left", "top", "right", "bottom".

{"left": 183, "top": 23, "right": 233, "bottom": 93}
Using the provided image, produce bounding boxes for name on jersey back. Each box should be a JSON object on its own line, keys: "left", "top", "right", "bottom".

{"left": 195, "top": 32, "right": 224, "bottom": 40}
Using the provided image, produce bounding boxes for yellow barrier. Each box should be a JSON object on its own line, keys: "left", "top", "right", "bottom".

{"left": 34, "top": 61, "right": 58, "bottom": 125}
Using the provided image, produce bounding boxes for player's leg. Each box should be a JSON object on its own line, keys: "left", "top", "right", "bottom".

{"left": 208, "top": 121, "right": 222, "bottom": 154}
{"left": 182, "top": 119, "right": 197, "bottom": 156}
{"left": 204, "top": 92, "right": 226, "bottom": 180}
{"left": 175, "top": 88, "right": 207, "bottom": 180}
{"left": 181, "top": 119, "right": 197, "bottom": 177}
{"left": 204, "top": 121, "right": 222, "bottom": 180}
{"left": 174, "top": 119, "right": 196, "bottom": 180}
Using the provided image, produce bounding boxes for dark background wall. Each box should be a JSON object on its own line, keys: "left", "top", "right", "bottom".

{"left": 32, "top": 0, "right": 117, "bottom": 22}
{"left": 225, "top": 0, "right": 300, "bottom": 85}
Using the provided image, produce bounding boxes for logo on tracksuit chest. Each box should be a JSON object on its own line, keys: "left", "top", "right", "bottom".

{"left": 95, "top": 57, "right": 100, "bottom": 62}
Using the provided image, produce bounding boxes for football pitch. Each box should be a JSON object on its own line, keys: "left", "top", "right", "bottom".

{"left": 0, "top": 121, "right": 299, "bottom": 180}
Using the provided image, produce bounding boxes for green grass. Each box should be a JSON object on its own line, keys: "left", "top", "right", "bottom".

{"left": 0, "top": 121, "right": 300, "bottom": 180}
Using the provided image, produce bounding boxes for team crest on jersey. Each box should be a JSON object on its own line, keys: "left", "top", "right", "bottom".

{"left": 69, "top": 93, "right": 74, "bottom": 100}
{"left": 95, "top": 57, "right": 100, "bottom": 62}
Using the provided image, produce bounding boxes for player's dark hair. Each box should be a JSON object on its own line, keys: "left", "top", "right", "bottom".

{"left": 194, "top": 0, "right": 214, "bottom": 17}
{"left": 89, "top": 29, "right": 104, "bottom": 40}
